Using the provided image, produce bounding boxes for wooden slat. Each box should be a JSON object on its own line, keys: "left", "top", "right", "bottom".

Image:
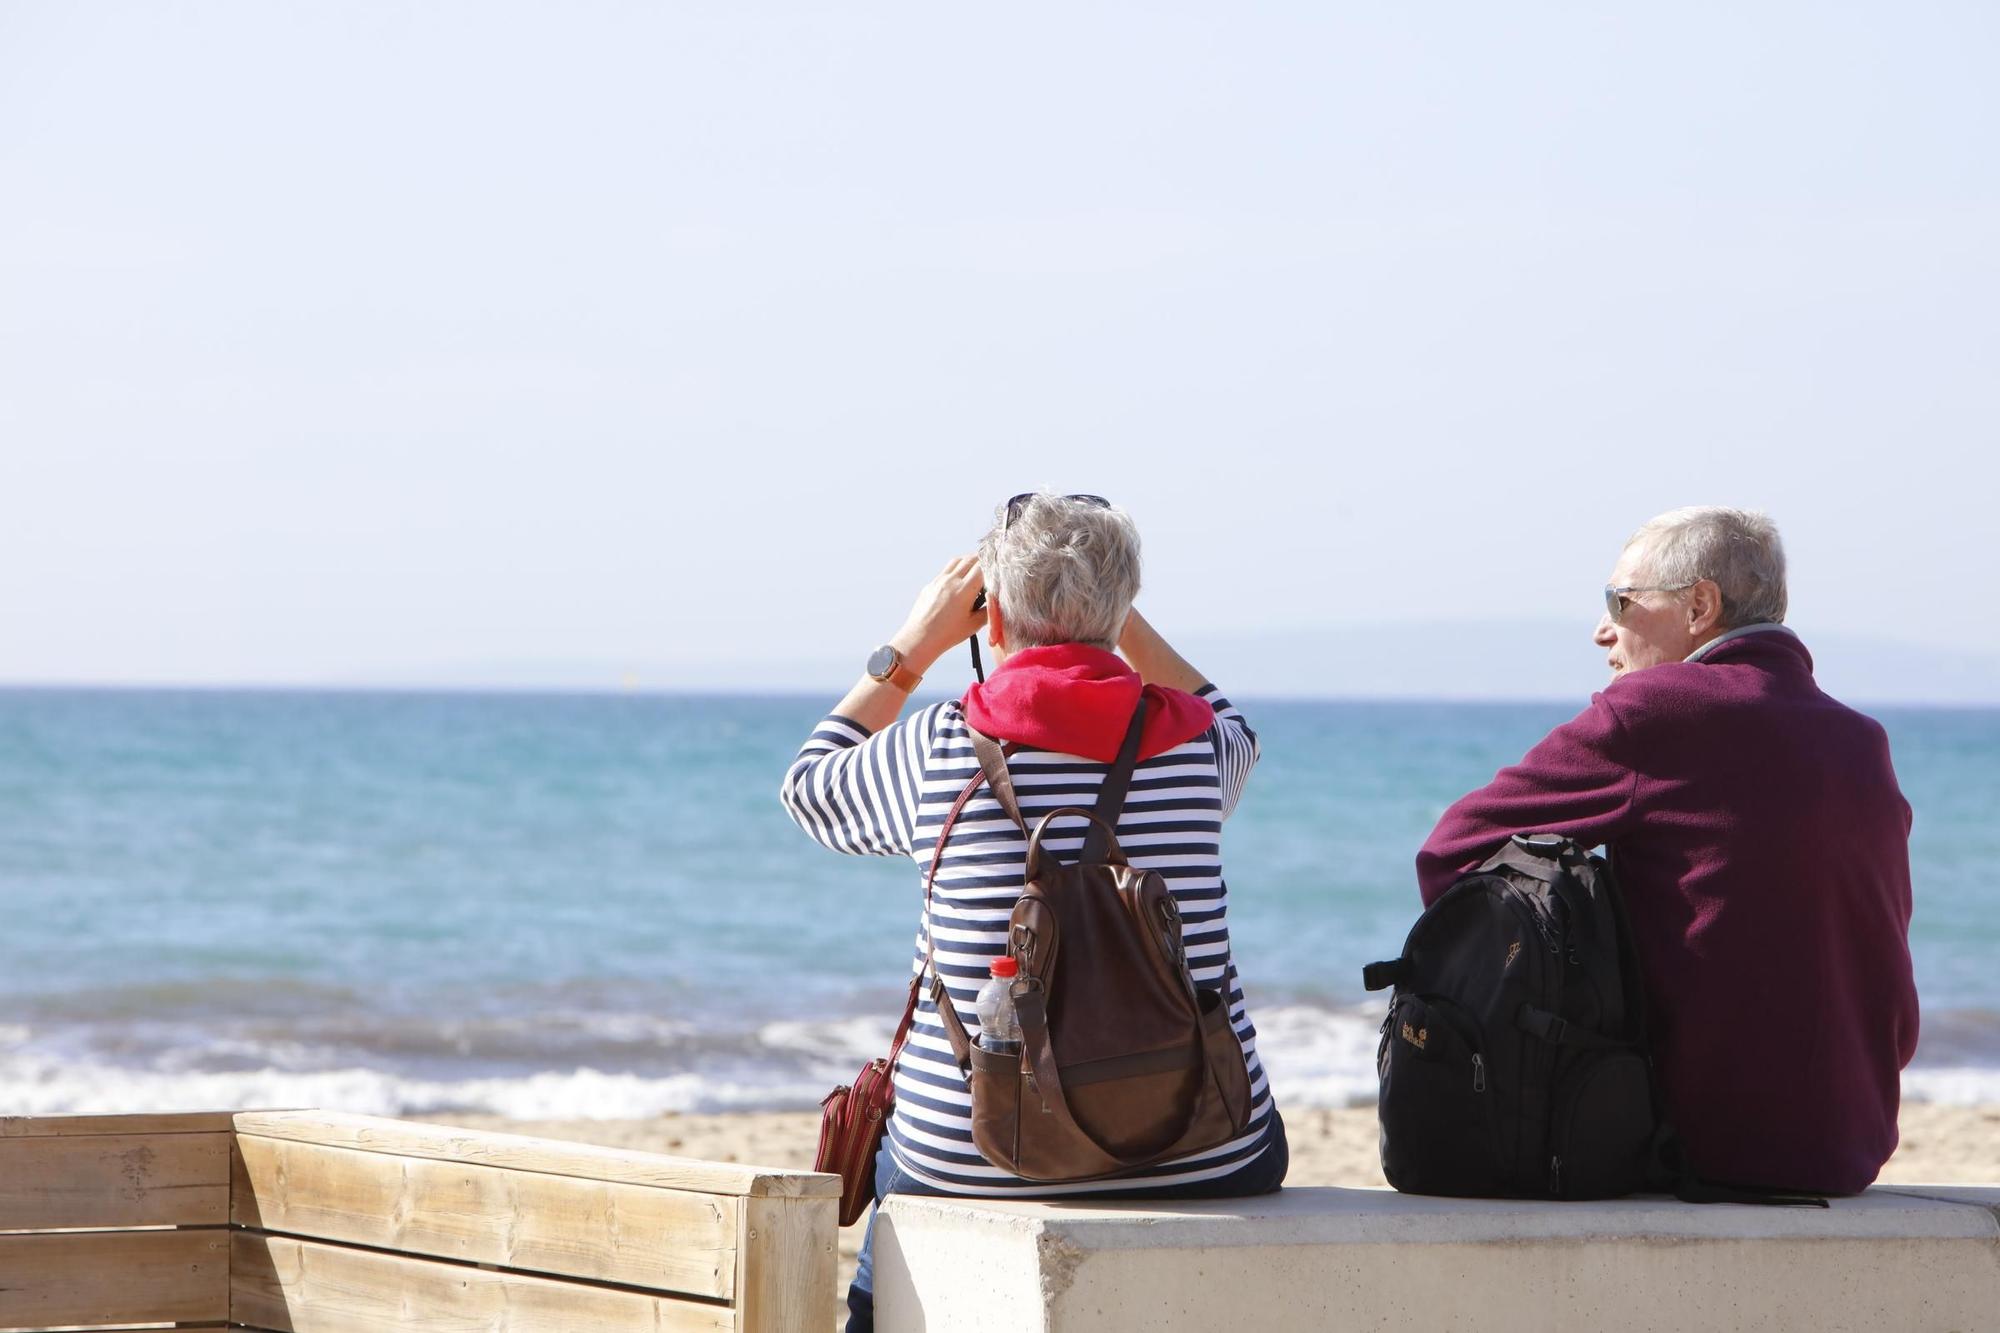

{"left": 734, "top": 1195, "right": 838, "bottom": 1333}
{"left": 229, "top": 1233, "right": 736, "bottom": 1332}
{"left": 231, "top": 1111, "right": 837, "bottom": 1199}
{"left": 0, "top": 1229, "right": 228, "bottom": 1327}
{"left": 232, "top": 1133, "right": 738, "bottom": 1298}
{"left": 0, "top": 1132, "right": 229, "bottom": 1230}
{"left": 0, "top": 1111, "right": 240, "bottom": 1138}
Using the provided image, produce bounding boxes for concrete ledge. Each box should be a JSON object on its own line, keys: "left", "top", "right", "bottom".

{"left": 874, "top": 1185, "right": 2000, "bottom": 1332}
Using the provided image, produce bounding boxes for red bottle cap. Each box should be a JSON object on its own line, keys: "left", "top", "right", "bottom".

{"left": 989, "top": 956, "right": 1019, "bottom": 978}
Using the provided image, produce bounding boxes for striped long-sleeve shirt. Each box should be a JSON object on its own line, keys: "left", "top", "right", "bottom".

{"left": 779, "top": 685, "right": 1275, "bottom": 1194}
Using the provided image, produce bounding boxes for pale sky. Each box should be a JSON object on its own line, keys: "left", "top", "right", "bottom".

{"left": 3, "top": 3, "right": 1994, "bottom": 701}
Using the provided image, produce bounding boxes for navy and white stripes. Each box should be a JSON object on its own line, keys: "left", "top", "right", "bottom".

{"left": 780, "top": 686, "right": 1275, "bottom": 1194}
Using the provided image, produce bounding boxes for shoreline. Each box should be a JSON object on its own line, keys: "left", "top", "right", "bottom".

{"left": 438, "top": 1100, "right": 2000, "bottom": 1190}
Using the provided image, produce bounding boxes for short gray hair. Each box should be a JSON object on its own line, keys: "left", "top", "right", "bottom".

{"left": 1626, "top": 506, "right": 1788, "bottom": 628}
{"left": 978, "top": 494, "right": 1142, "bottom": 650}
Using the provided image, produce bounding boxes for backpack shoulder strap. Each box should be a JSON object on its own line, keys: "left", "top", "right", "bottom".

{"left": 921, "top": 770, "right": 988, "bottom": 1070}
{"left": 970, "top": 700, "right": 1148, "bottom": 864}
{"left": 1083, "top": 698, "right": 1148, "bottom": 863}
{"left": 968, "top": 727, "right": 1027, "bottom": 834}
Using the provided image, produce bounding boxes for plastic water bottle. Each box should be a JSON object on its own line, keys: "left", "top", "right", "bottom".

{"left": 976, "top": 956, "right": 1023, "bottom": 1055}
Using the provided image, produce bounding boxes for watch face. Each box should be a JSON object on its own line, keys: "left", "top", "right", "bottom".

{"left": 867, "top": 645, "right": 898, "bottom": 679}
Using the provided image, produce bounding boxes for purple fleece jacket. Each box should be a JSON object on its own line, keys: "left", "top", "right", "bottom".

{"left": 1417, "top": 629, "right": 1918, "bottom": 1195}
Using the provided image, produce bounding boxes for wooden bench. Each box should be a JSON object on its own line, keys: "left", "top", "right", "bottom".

{"left": 872, "top": 1184, "right": 2000, "bottom": 1332}
{"left": 0, "top": 1109, "right": 838, "bottom": 1332}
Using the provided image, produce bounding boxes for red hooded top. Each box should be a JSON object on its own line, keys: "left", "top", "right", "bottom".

{"left": 961, "top": 644, "right": 1216, "bottom": 761}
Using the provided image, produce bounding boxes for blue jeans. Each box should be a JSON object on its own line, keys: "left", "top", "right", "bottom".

{"left": 846, "top": 1112, "right": 1290, "bottom": 1333}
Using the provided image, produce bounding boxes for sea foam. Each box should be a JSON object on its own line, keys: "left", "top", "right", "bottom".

{"left": 7, "top": 1001, "right": 1987, "bottom": 1119}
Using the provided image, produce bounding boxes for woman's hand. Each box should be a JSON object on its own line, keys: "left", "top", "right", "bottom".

{"left": 891, "top": 555, "right": 987, "bottom": 671}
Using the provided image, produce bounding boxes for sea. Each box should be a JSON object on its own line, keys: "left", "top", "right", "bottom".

{"left": 2, "top": 689, "right": 1995, "bottom": 1119}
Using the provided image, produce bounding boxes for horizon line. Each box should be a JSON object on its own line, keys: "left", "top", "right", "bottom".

{"left": 0, "top": 679, "right": 1993, "bottom": 713}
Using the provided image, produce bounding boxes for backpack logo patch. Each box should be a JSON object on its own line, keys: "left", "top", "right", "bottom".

{"left": 1505, "top": 939, "right": 1522, "bottom": 968}
{"left": 1399, "top": 1021, "right": 1428, "bottom": 1051}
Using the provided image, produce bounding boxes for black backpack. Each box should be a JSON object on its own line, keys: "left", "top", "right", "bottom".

{"left": 1364, "top": 834, "right": 1826, "bottom": 1205}
{"left": 1364, "top": 835, "right": 1657, "bottom": 1199}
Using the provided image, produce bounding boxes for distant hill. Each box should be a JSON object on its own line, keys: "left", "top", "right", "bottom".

{"left": 1178, "top": 621, "right": 2000, "bottom": 708}
{"left": 337, "top": 621, "right": 1998, "bottom": 707}
{"left": 1176, "top": 620, "right": 1992, "bottom": 704}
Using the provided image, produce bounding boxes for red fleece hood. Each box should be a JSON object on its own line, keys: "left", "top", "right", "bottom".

{"left": 961, "top": 644, "right": 1216, "bottom": 762}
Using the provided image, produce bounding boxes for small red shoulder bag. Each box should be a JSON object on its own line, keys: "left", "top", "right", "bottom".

{"left": 815, "top": 771, "right": 985, "bottom": 1226}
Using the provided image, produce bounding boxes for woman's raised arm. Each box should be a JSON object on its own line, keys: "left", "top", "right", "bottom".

{"left": 824, "top": 554, "right": 986, "bottom": 733}
{"left": 1118, "top": 606, "right": 1210, "bottom": 694}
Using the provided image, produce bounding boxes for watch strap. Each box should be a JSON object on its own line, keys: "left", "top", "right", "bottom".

{"left": 870, "top": 645, "right": 924, "bottom": 693}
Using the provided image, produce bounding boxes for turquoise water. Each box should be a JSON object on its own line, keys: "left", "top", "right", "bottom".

{"left": 1, "top": 689, "right": 1993, "bottom": 1116}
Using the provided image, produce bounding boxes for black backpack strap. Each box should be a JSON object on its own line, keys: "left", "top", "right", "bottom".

{"left": 1674, "top": 1175, "right": 1829, "bottom": 1208}
{"left": 1650, "top": 1127, "right": 1829, "bottom": 1207}
{"left": 1362, "top": 958, "right": 1409, "bottom": 992}
{"left": 1083, "top": 698, "right": 1148, "bottom": 863}
{"left": 1516, "top": 1004, "right": 1635, "bottom": 1050}
{"left": 1587, "top": 849, "right": 1647, "bottom": 1041}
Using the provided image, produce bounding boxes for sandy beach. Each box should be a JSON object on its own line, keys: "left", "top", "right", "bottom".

{"left": 444, "top": 1100, "right": 2000, "bottom": 1308}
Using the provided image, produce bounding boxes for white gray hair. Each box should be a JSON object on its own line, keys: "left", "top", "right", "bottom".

{"left": 978, "top": 494, "right": 1142, "bottom": 650}
{"left": 1626, "top": 506, "right": 1788, "bottom": 628}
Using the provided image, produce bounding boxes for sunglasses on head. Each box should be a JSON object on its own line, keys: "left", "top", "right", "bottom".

{"left": 969, "top": 494, "right": 1114, "bottom": 680}
{"left": 1003, "top": 492, "right": 1111, "bottom": 528}
{"left": 974, "top": 495, "right": 1113, "bottom": 613}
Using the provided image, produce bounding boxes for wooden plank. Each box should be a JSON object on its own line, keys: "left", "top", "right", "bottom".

{"left": 734, "top": 1195, "right": 838, "bottom": 1333}
{"left": 0, "top": 1132, "right": 229, "bottom": 1230}
{"left": 0, "top": 1229, "right": 228, "bottom": 1327}
{"left": 231, "top": 1111, "right": 837, "bottom": 1199}
{"left": 0, "top": 1320, "right": 247, "bottom": 1329}
{"left": 0, "top": 1110, "right": 240, "bottom": 1138}
{"left": 229, "top": 1233, "right": 737, "bottom": 1333}
{"left": 232, "top": 1134, "right": 738, "bottom": 1298}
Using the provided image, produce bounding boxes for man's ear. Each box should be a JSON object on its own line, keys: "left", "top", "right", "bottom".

{"left": 1688, "top": 579, "right": 1726, "bottom": 636}
{"left": 986, "top": 599, "right": 1007, "bottom": 652}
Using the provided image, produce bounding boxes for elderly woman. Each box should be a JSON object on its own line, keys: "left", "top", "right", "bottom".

{"left": 779, "top": 493, "right": 1285, "bottom": 1332}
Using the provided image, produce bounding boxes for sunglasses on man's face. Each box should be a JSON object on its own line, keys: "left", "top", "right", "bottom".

{"left": 1603, "top": 582, "right": 1697, "bottom": 624}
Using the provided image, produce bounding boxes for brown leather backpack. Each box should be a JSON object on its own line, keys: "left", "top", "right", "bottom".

{"left": 925, "top": 701, "right": 1255, "bottom": 1182}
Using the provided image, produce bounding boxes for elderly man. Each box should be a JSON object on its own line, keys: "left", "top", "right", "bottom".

{"left": 1417, "top": 507, "right": 1918, "bottom": 1195}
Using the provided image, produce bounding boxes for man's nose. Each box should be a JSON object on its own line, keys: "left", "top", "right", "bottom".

{"left": 1592, "top": 615, "right": 1617, "bottom": 647}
